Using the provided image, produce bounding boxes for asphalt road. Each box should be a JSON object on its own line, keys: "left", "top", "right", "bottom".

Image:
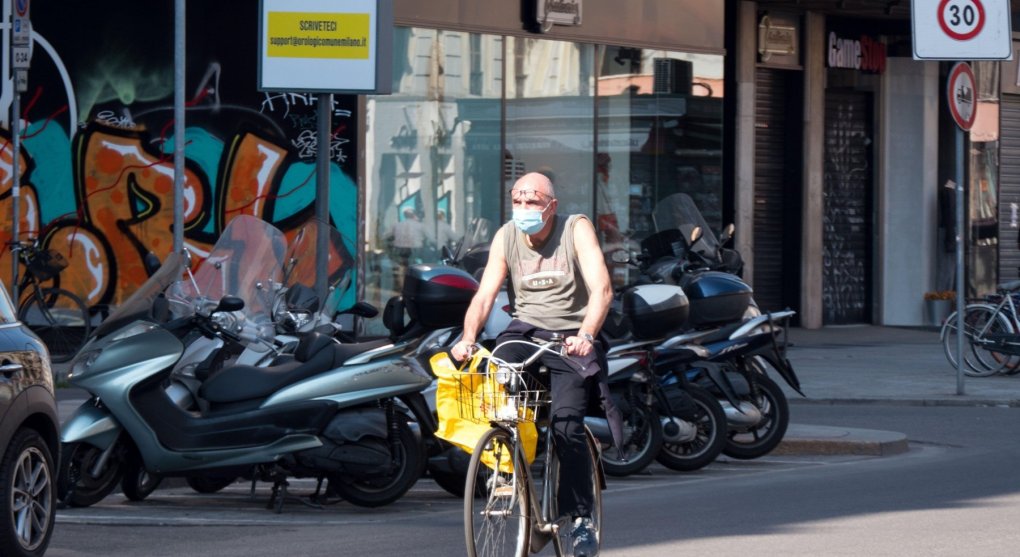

{"left": 45, "top": 403, "right": 1020, "bottom": 556}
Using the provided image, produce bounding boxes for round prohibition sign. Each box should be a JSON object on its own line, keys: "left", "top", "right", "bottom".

{"left": 947, "top": 62, "right": 977, "bottom": 131}
{"left": 938, "top": 0, "right": 985, "bottom": 41}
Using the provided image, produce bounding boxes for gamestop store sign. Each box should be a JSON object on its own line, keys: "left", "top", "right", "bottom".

{"left": 259, "top": 0, "right": 392, "bottom": 93}
{"left": 827, "top": 31, "right": 887, "bottom": 74}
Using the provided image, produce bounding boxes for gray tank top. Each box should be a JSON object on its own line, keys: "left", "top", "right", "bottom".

{"left": 502, "top": 214, "right": 590, "bottom": 331}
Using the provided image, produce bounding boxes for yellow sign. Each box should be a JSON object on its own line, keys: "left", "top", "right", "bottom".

{"left": 266, "top": 12, "right": 370, "bottom": 59}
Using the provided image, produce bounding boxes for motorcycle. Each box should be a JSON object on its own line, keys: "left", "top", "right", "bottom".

{"left": 58, "top": 215, "right": 476, "bottom": 511}
{"left": 609, "top": 193, "right": 802, "bottom": 460}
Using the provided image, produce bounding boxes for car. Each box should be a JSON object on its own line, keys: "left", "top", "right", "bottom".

{"left": 0, "top": 279, "right": 59, "bottom": 557}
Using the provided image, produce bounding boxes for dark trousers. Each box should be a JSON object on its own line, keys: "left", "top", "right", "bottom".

{"left": 493, "top": 330, "right": 597, "bottom": 519}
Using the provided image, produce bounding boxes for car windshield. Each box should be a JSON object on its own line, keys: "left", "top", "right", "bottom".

{"left": 281, "top": 218, "right": 352, "bottom": 319}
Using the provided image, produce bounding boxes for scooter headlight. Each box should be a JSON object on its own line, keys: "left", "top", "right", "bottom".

{"left": 68, "top": 348, "right": 102, "bottom": 379}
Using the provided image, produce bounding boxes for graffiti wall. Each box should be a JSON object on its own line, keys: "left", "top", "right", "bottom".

{"left": 0, "top": 1, "right": 359, "bottom": 311}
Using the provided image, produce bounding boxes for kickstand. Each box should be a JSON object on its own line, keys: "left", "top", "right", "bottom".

{"left": 267, "top": 478, "right": 289, "bottom": 513}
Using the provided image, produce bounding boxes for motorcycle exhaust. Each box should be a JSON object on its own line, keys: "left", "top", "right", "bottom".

{"left": 582, "top": 416, "right": 615, "bottom": 446}
{"left": 660, "top": 417, "right": 697, "bottom": 443}
{"left": 719, "top": 400, "right": 763, "bottom": 427}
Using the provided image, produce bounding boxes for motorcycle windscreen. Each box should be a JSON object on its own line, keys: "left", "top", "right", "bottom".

{"left": 178, "top": 214, "right": 287, "bottom": 319}
{"left": 282, "top": 218, "right": 353, "bottom": 319}
{"left": 651, "top": 193, "right": 721, "bottom": 264}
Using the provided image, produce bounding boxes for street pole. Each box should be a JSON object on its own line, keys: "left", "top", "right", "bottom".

{"left": 10, "top": 79, "right": 19, "bottom": 301}
{"left": 954, "top": 127, "right": 965, "bottom": 396}
{"left": 172, "top": 0, "right": 185, "bottom": 253}
{"left": 315, "top": 94, "right": 332, "bottom": 300}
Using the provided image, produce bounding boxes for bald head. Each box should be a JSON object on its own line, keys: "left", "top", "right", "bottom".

{"left": 513, "top": 172, "right": 556, "bottom": 200}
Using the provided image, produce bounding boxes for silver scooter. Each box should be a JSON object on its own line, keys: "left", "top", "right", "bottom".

{"left": 58, "top": 216, "right": 463, "bottom": 512}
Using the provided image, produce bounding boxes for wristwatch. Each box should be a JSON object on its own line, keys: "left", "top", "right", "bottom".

{"left": 579, "top": 332, "right": 595, "bottom": 344}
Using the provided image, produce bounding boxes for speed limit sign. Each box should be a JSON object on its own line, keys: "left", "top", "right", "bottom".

{"left": 912, "top": 0, "right": 1011, "bottom": 60}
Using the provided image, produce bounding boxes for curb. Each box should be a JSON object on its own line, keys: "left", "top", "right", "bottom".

{"left": 774, "top": 424, "right": 909, "bottom": 457}
{"left": 789, "top": 397, "right": 1020, "bottom": 408}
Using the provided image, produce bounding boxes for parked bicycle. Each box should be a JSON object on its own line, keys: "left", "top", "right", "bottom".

{"left": 461, "top": 336, "right": 604, "bottom": 557}
{"left": 940, "top": 280, "right": 1020, "bottom": 377}
{"left": 8, "top": 239, "right": 90, "bottom": 363}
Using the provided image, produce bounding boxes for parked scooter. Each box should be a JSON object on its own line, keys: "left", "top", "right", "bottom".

{"left": 58, "top": 215, "right": 476, "bottom": 511}
{"left": 609, "top": 193, "right": 802, "bottom": 460}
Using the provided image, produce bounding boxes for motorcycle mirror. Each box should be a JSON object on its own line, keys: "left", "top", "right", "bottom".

{"left": 216, "top": 296, "right": 245, "bottom": 313}
{"left": 688, "top": 226, "right": 702, "bottom": 245}
{"left": 610, "top": 249, "right": 631, "bottom": 264}
{"left": 341, "top": 301, "right": 379, "bottom": 319}
{"left": 142, "top": 252, "right": 162, "bottom": 277}
{"left": 719, "top": 223, "right": 735, "bottom": 246}
{"left": 441, "top": 244, "right": 454, "bottom": 263}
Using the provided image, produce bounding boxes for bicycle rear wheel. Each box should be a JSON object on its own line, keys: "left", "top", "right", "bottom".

{"left": 18, "top": 287, "right": 91, "bottom": 363}
{"left": 464, "top": 427, "right": 530, "bottom": 557}
{"left": 940, "top": 304, "right": 1015, "bottom": 377}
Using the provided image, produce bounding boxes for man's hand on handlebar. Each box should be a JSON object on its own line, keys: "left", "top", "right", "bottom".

{"left": 565, "top": 335, "right": 593, "bottom": 357}
{"left": 451, "top": 340, "right": 478, "bottom": 363}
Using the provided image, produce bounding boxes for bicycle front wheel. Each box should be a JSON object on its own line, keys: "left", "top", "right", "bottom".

{"left": 464, "top": 427, "right": 530, "bottom": 557}
{"left": 18, "top": 288, "right": 91, "bottom": 363}
{"left": 941, "top": 304, "right": 1015, "bottom": 377}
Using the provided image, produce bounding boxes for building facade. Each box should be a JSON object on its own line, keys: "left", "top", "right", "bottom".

{"left": 738, "top": 0, "right": 1009, "bottom": 328}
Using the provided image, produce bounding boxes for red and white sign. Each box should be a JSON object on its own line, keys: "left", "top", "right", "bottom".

{"left": 912, "top": 0, "right": 1011, "bottom": 60}
{"left": 947, "top": 62, "right": 977, "bottom": 131}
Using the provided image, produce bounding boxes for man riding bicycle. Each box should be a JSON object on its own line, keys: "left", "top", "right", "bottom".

{"left": 452, "top": 171, "right": 616, "bottom": 557}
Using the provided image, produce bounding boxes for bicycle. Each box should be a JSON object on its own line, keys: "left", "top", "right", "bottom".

{"left": 9, "top": 239, "right": 91, "bottom": 363}
{"left": 940, "top": 281, "right": 1020, "bottom": 377}
{"left": 460, "top": 336, "right": 604, "bottom": 557}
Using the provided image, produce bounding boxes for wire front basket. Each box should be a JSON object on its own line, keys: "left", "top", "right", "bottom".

{"left": 26, "top": 249, "right": 69, "bottom": 282}
{"left": 455, "top": 363, "right": 548, "bottom": 425}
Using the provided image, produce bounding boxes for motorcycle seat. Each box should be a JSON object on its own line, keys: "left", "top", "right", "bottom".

{"left": 199, "top": 335, "right": 392, "bottom": 404}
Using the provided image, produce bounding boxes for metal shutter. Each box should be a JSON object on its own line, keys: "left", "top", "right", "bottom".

{"left": 998, "top": 94, "right": 1020, "bottom": 283}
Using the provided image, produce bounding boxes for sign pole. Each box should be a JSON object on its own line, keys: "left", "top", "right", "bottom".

{"left": 315, "top": 94, "right": 332, "bottom": 300}
{"left": 10, "top": 76, "right": 19, "bottom": 301}
{"left": 172, "top": 0, "right": 185, "bottom": 254}
{"left": 954, "top": 128, "right": 966, "bottom": 395}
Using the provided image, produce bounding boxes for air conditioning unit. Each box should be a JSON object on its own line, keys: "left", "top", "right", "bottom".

{"left": 653, "top": 58, "right": 693, "bottom": 95}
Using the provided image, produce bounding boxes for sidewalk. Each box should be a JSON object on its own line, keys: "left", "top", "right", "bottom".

{"left": 775, "top": 324, "right": 1020, "bottom": 456}
{"left": 783, "top": 324, "right": 1020, "bottom": 406}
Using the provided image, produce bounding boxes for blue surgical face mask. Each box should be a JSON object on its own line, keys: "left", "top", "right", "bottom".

{"left": 512, "top": 203, "right": 550, "bottom": 235}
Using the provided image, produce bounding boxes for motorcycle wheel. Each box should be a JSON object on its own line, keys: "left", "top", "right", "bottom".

{"left": 120, "top": 450, "right": 162, "bottom": 501}
{"left": 58, "top": 442, "right": 123, "bottom": 508}
{"left": 327, "top": 420, "right": 424, "bottom": 507}
{"left": 429, "top": 444, "right": 473, "bottom": 498}
{"left": 722, "top": 368, "right": 789, "bottom": 460}
{"left": 655, "top": 385, "right": 727, "bottom": 472}
{"left": 186, "top": 475, "right": 237, "bottom": 494}
{"left": 601, "top": 402, "right": 663, "bottom": 477}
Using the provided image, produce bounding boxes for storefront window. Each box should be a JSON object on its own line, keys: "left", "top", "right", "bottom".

{"left": 596, "top": 47, "right": 725, "bottom": 285}
{"left": 364, "top": 28, "right": 503, "bottom": 333}
{"left": 505, "top": 37, "right": 596, "bottom": 218}
{"left": 361, "top": 28, "right": 726, "bottom": 333}
{"left": 969, "top": 61, "right": 1000, "bottom": 296}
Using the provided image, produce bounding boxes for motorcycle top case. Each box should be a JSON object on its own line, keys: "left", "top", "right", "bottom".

{"left": 621, "top": 284, "right": 690, "bottom": 339}
{"left": 402, "top": 264, "right": 479, "bottom": 328}
{"left": 680, "top": 270, "right": 752, "bottom": 328}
